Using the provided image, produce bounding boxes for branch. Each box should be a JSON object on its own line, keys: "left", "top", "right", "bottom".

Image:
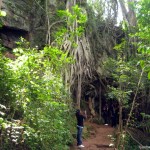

{"left": 126, "top": 130, "right": 143, "bottom": 146}
{"left": 46, "top": 19, "right": 66, "bottom": 45}
{"left": 49, "top": 19, "right": 66, "bottom": 31}
{"left": 125, "top": 68, "right": 145, "bottom": 130}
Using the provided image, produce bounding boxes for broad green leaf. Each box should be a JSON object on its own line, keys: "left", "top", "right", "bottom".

{"left": 0, "top": 117, "right": 3, "bottom": 124}
{"left": 148, "top": 71, "right": 150, "bottom": 79}
{"left": 0, "top": 11, "right": 6, "bottom": 16}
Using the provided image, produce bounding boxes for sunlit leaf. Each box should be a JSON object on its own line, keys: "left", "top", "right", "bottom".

{"left": 148, "top": 71, "right": 150, "bottom": 79}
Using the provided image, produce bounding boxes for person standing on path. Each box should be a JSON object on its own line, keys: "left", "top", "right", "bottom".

{"left": 110, "top": 103, "right": 117, "bottom": 127}
{"left": 102, "top": 103, "right": 109, "bottom": 125}
{"left": 76, "top": 109, "right": 87, "bottom": 148}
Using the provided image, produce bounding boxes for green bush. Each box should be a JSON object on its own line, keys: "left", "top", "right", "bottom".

{"left": 124, "top": 134, "right": 139, "bottom": 150}
{"left": 0, "top": 41, "right": 74, "bottom": 149}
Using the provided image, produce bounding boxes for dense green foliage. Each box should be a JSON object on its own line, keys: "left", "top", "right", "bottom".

{"left": 124, "top": 134, "right": 139, "bottom": 150}
{"left": 103, "top": 0, "right": 150, "bottom": 148}
{"left": 0, "top": 39, "right": 75, "bottom": 150}
{"left": 0, "top": 0, "right": 150, "bottom": 149}
{"left": 0, "top": 4, "right": 88, "bottom": 149}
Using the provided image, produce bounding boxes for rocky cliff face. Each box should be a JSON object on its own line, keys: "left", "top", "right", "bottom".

{"left": 0, "top": 0, "right": 87, "bottom": 49}
{"left": 1, "top": 0, "right": 30, "bottom": 31}
{"left": 0, "top": 26, "right": 28, "bottom": 49}
{"left": 0, "top": 0, "right": 62, "bottom": 49}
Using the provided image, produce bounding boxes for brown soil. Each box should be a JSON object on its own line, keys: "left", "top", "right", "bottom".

{"left": 70, "top": 121, "right": 115, "bottom": 150}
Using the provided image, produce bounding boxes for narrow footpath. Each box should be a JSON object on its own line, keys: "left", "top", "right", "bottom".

{"left": 70, "top": 121, "right": 115, "bottom": 150}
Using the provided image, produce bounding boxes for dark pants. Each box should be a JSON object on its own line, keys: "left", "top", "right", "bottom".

{"left": 103, "top": 113, "right": 109, "bottom": 124}
{"left": 111, "top": 116, "right": 117, "bottom": 127}
{"left": 77, "top": 126, "right": 83, "bottom": 146}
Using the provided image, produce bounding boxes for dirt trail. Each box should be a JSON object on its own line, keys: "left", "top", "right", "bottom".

{"left": 70, "top": 121, "right": 115, "bottom": 150}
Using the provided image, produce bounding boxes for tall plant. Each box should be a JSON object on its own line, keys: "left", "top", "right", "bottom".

{"left": 104, "top": 55, "right": 142, "bottom": 149}
{"left": 0, "top": 37, "right": 74, "bottom": 149}
{"left": 104, "top": 0, "right": 150, "bottom": 149}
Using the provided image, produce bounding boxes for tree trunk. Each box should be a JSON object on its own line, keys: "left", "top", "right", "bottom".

{"left": 46, "top": 0, "right": 51, "bottom": 45}
{"left": 99, "top": 85, "right": 102, "bottom": 120}
{"left": 118, "top": 0, "right": 136, "bottom": 26}
{"left": 115, "top": 101, "right": 123, "bottom": 149}
{"left": 88, "top": 97, "right": 95, "bottom": 117}
{"left": 127, "top": 0, "right": 137, "bottom": 26}
{"left": 0, "top": 0, "right": 2, "bottom": 9}
{"left": 76, "top": 74, "right": 82, "bottom": 109}
{"left": 66, "top": 0, "right": 82, "bottom": 108}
